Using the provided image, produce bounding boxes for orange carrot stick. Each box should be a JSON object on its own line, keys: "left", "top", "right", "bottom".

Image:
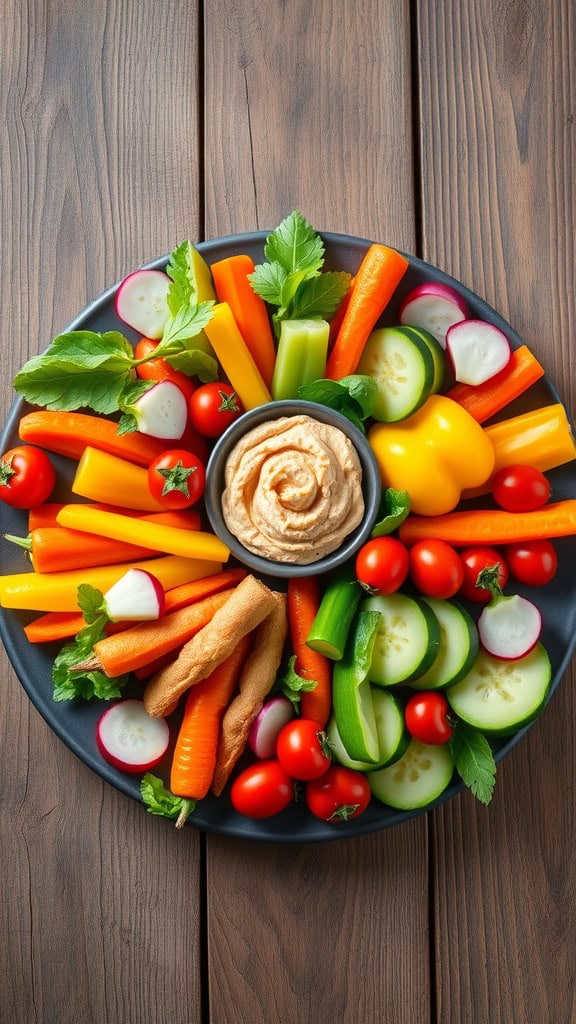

{"left": 10, "top": 527, "right": 159, "bottom": 574}
{"left": 27, "top": 505, "right": 201, "bottom": 532}
{"left": 328, "top": 275, "right": 355, "bottom": 349}
{"left": 287, "top": 577, "right": 332, "bottom": 727}
{"left": 325, "top": 244, "right": 409, "bottom": 379}
{"left": 210, "top": 255, "right": 277, "bottom": 389}
{"left": 445, "top": 345, "right": 545, "bottom": 423}
{"left": 399, "top": 500, "right": 576, "bottom": 548}
{"left": 170, "top": 633, "right": 252, "bottom": 806}
{"left": 23, "top": 610, "right": 87, "bottom": 644}
{"left": 163, "top": 567, "right": 247, "bottom": 613}
{"left": 18, "top": 410, "right": 171, "bottom": 467}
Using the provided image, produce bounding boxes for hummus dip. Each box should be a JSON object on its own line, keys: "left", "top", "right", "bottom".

{"left": 221, "top": 414, "right": 364, "bottom": 564}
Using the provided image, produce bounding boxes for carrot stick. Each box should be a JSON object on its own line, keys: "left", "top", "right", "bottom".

{"left": 23, "top": 610, "right": 87, "bottom": 644}
{"left": 398, "top": 499, "right": 576, "bottom": 548}
{"left": 210, "top": 255, "right": 277, "bottom": 389}
{"left": 11, "top": 527, "right": 159, "bottom": 574}
{"left": 27, "top": 505, "right": 201, "bottom": 532}
{"left": 163, "top": 567, "right": 247, "bottom": 613}
{"left": 287, "top": 577, "right": 332, "bottom": 727}
{"left": 328, "top": 276, "right": 354, "bottom": 349}
{"left": 170, "top": 633, "right": 252, "bottom": 807}
{"left": 18, "top": 410, "right": 171, "bottom": 467}
{"left": 445, "top": 345, "right": 545, "bottom": 423}
{"left": 325, "top": 244, "right": 409, "bottom": 379}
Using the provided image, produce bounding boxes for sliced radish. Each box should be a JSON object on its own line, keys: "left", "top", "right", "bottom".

{"left": 132, "top": 380, "right": 188, "bottom": 439}
{"left": 248, "top": 696, "right": 295, "bottom": 759}
{"left": 96, "top": 699, "right": 170, "bottom": 773}
{"left": 103, "top": 568, "right": 165, "bottom": 622}
{"left": 399, "top": 282, "right": 469, "bottom": 348}
{"left": 115, "top": 269, "right": 171, "bottom": 339}
{"left": 478, "top": 594, "right": 542, "bottom": 660}
{"left": 446, "top": 320, "right": 511, "bottom": 386}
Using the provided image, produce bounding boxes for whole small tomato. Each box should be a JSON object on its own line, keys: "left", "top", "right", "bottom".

{"left": 305, "top": 766, "right": 371, "bottom": 823}
{"left": 355, "top": 536, "right": 410, "bottom": 595}
{"left": 188, "top": 382, "right": 243, "bottom": 438}
{"left": 492, "top": 464, "right": 551, "bottom": 513}
{"left": 276, "top": 719, "right": 332, "bottom": 781}
{"left": 408, "top": 539, "right": 464, "bottom": 599}
{"left": 506, "top": 539, "right": 558, "bottom": 586}
{"left": 147, "top": 449, "right": 205, "bottom": 509}
{"left": 133, "top": 337, "right": 197, "bottom": 403}
{"left": 404, "top": 692, "right": 454, "bottom": 745}
{"left": 230, "top": 760, "right": 294, "bottom": 819}
{"left": 0, "top": 445, "right": 56, "bottom": 509}
{"left": 459, "top": 546, "right": 509, "bottom": 603}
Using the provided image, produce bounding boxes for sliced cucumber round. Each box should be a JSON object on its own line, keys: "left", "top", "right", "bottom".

{"left": 327, "top": 689, "right": 410, "bottom": 772}
{"left": 369, "top": 739, "right": 454, "bottom": 810}
{"left": 362, "top": 592, "right": 441, "bottom": 686}
{"left": 446, "top": 642, "right": 552, "bottom": 736}
{"left": 397, "top": 325, "right": 446, "bottom": 393}
{"left": 356, "top": 326, "right": 435, "bottom": 422}
{"left": 412, "top": 598, "right": 479, "bottom": 690}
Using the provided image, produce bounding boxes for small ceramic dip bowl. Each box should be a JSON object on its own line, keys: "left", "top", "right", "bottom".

{"left": 204, "top": 399, "right": 382, "bottom": 578}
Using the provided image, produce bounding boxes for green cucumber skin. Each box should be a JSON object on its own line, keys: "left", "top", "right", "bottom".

{"left": 413, "top": 598, "right": 479, "bottom": 690}
{"left": 399, "top": 325, "right": 446, "bottom": 393}
{"left": 306, "top": 572, "right": 362, "bottom": 661}
{"left": 332, "top": 610, "right": 382, "bottom": 763}
{"left": 356, "top": 326, "right": 435, "bottom": 423}
{"left": 362, "top": 592, "right": 441, "bottom": 686}
{"left": 329, "top": 688, "right": 409, "bottom": 772}
{"left": 369, "top": 739, "right": 455, "bottom": 811}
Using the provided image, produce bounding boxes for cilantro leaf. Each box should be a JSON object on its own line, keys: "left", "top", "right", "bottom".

{"left": 450, "top": 722, "right": 497, "bottom": 805}
{"left": 76, "top": 584, "right": 107, "bottom": 623}
{"left": 297, "top": 374, "right": 377, "bottom": 432}
{"left": 371, "top": 488, "right": 411, "bottom": 537}
{"left": 52, "top": 594, "right": 127, "bottom": 702}
{"left": 165, "top": 240, "right": 198, "bottom": 315}
{"left": 248, "top": 260, "right": 287, "bottom": 306}
{"left": 264, "top": 211, "right": 325, "bottom": 274}
{"left": 140, "top": 773, "right": 196, "bottom": 826}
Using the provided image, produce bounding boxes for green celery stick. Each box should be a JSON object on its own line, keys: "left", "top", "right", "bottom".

{"left": 271, "top": 319, "right": 330, "bottom": 400}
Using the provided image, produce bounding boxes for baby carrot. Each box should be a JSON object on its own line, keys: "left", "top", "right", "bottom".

{"left": 18, "top": 410, "right": 170, "bottom": 467}
{"left": 210, "top": 255, "right": 277, "bottom": 389}
{"left": 325, "top": 244, "right": 409, "bottom": 380}
{"left": 445, "top": 345, "right": 545, "bottom": 423}
{"left": 170, "top": 633, "right": 252, "bottom": 808}
{"left": 287, "top": 577, "right": 332, "bottom": 727}
{"left": 399, "top": 499, "right": 576, "bottom": 547}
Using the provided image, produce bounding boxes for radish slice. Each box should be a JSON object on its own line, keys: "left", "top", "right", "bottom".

{"left": 446, "top": 320, "right": 511, "bottom": 385}
{"left": 115, "top": 269, "right": 171, "bottom": 339}
{"left": 103, "top": 568, "right": 165, "bottom": 622}
{"left": 477, "top": 594, "right": 542, "bottom": 660}
{"left": 399, "top": 282, "right": 468, "bottom": 348}
{"left": 96, "top": 699, "right": 170, "bottom": 773}
{"left": 132, "top": 380, "right": 188, "bottom": 439}
{"left": 248, "top": 696, "right": 295, "bottom": 759}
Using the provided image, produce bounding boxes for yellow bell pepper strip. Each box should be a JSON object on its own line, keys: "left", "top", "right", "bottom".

{"left": 0, "top": 555, "right": 222, "bottom": 612}
{"left": 367, "top": 395, "right": 495, "bottom": 517}
{"left": 202, "top": 302, "right": 272, "bottom": 410}
{"left": 71, "top": 447, "right": 164, "bottom": 511}
{"left": 56, "top": 505, "right": 230, "bottom": 563}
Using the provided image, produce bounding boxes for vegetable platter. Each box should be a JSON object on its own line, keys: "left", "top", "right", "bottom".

{"left": 1, "top": 217, "right": 576, "bottom": 843}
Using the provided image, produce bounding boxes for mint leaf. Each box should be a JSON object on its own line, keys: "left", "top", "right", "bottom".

{"left": 371, "top": 488, "right": 411, "bottom": 537}
{"left": 165, "top": 240, "right": 198, "bottom": 315}
{"left": 450, "top": 722, "right": 496, "bottom": 805}
{"left": 141, "top": 773, "right": 196, "bottom": 825}
{"left": 289, "top": 271, "right": 351, "bottom": 321}
{"left": 297, "top": 374, "right": 377, "bottom": 432}
{"left": 264, "top": 211, "right": 324, "bottom": 274}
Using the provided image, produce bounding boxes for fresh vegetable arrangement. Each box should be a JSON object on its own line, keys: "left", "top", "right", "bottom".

{"left": 1, "top": 211, "right": 576, "bottom": 838}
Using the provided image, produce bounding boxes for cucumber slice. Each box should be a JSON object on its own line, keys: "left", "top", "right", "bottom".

{"left": 362, "top": 592, "right": 441, "bottom": 686}
{"left": 446, "top": 642, "right": 552, "bottom": 736}
{"left": 332, "top": 610, "right": 381, "bottom": 763}
{"left": 369, "top": 739, "right": 454, "bottom": 810}
{"left": 413, "top": 598, "right": 479, "bottom": 690}
{"left": 356, "top": 326, "right": 435, "bottom": 422}
{"left": 398, "top": 325, "right": 446, "bottom": 393}
{"left": 328, "top": 689, "right": 409, "bottom": 771}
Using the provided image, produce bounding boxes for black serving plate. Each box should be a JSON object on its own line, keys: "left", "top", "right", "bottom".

{"left": 2, "top": 230, "right": 576, "bottom": 843}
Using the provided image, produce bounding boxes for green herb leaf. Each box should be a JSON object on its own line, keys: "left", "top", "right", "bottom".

{"left": 76, "top": 584, "right": 107, "bottom": 623}
{"left": 371, "top": 488, "right": 411, "bottom": 537}
{"left": 158, "top": 300, "right": 215, "bottom": 349}
{"left": 450, "top": 722, "right": 497, "bottom": 805}
{"left": 264, "top": 211, "right": 324, "bottom": 275}
{"left": 277, "top": 654, "right": 317, "bottom": 711}
{"left": 140, "top": 773, "right": 196, "bottom": 825}
{"left": 164, "top": 346, "right": 219, "bottom": 382}
{"left": 288, "top": 271, "right": 351, "bottom": 321}
{"left": 165, "top": 240, "right": 198, "bottom": 315}
{"left": 248, "top": 260, "right": 288, "bottom": 306}
{"left": 297, "top": 374, "right": 377, "bottom": 432}
{"left": 52, "top": 601, "right": 127, "bottom": 702}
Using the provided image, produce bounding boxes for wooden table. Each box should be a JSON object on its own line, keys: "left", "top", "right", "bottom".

{"left": 1, "top": 2, "right": 574, "bottom": 1021}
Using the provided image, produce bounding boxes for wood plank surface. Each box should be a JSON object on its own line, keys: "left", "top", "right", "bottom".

{"left": 417, "top": 2, "right": 576, "bottom": 1021}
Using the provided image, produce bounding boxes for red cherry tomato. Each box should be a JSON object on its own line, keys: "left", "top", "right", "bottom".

{"left": 188, "top": 382, "right": 243, "bottom": 438}
{"left": 230, "top": 760, "right": 294, "bottom": 819}
{"left": 276, "top": 719, "right": 332, "bottom": 781}
{"left": 147, "top": 449, "right": 205, "bottom": 509}
{"left": 459, "top": 546, "right": 509, "bottom": 603}
{"left": 305, "top": 766, "right": 371, "bottom": 823}
{"left": 355, "top": 536, "right": 410, "bottom": 595}
{"left": 404, "top": 692, "right": 454, "bottom": 745}
{"left": 491, "top": 464, "right": 551, "bottom": 512}
{"left": 0, "top": 446, "right": 56, "bottom": 509}
{"left": 408, "top": 539, "right": 465, "bottom": 599}
{"left": 133, "top": 337, "right": 196, "bottom": 403}
{"left": 506, "top": 539, "right": 558, "bottom": 586}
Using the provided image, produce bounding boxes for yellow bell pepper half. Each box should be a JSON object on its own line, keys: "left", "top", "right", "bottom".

{"left": 368, "top": 395, "right": 495, "bottom": 517}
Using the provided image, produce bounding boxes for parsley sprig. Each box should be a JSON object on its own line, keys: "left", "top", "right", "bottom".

{"left": 52, "top": 585, "right": 128, "bottom": 702}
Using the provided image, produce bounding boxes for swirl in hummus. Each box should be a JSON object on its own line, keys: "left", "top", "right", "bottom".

{"left": 221, "top": 414, "right": 364, "bottom": 564}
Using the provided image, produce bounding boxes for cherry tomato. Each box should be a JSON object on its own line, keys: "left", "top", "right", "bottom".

{"left": 188, "top": 382, "right": 243, "bottom": 438}
{"left": 506, "top": 539, "right": 558, "bottom": 586}
{"left": 230, "top": 760, "right": 294, "bottom": 819}
{"left": 459, "top": 546, "right": 509, "bottom": 603}
{"left": 355, "top": 536, "right": 410, "bottom": 595}
{"left": 133, "top": 337, "right": 196, "bottom": 403}
{"left": 276, "top": 719, "right": 331, "bottom": 781}
{"left": 147, "top": 449, "right": 205, "bottom": 509}
{"left": 491, "top": 464, "right": 551, "bottom": 512}
{"left": 305, "top": 766, "right": 371, "bottom": 823}
{"left": 0, "top": 446, "right": 56, "bottom": 509}
{"left": 408, "top": 539, "right": 465, "bottom": 599}
{"left": 404, "top": 692, "right": 454, "bottom": 745}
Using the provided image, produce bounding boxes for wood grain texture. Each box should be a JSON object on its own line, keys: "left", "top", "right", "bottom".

{"left": 0, "top": 2, "right": 204, "bottom": 1022}
{"left": 417, "top": 2, "right": 576, "bottom": 1021}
